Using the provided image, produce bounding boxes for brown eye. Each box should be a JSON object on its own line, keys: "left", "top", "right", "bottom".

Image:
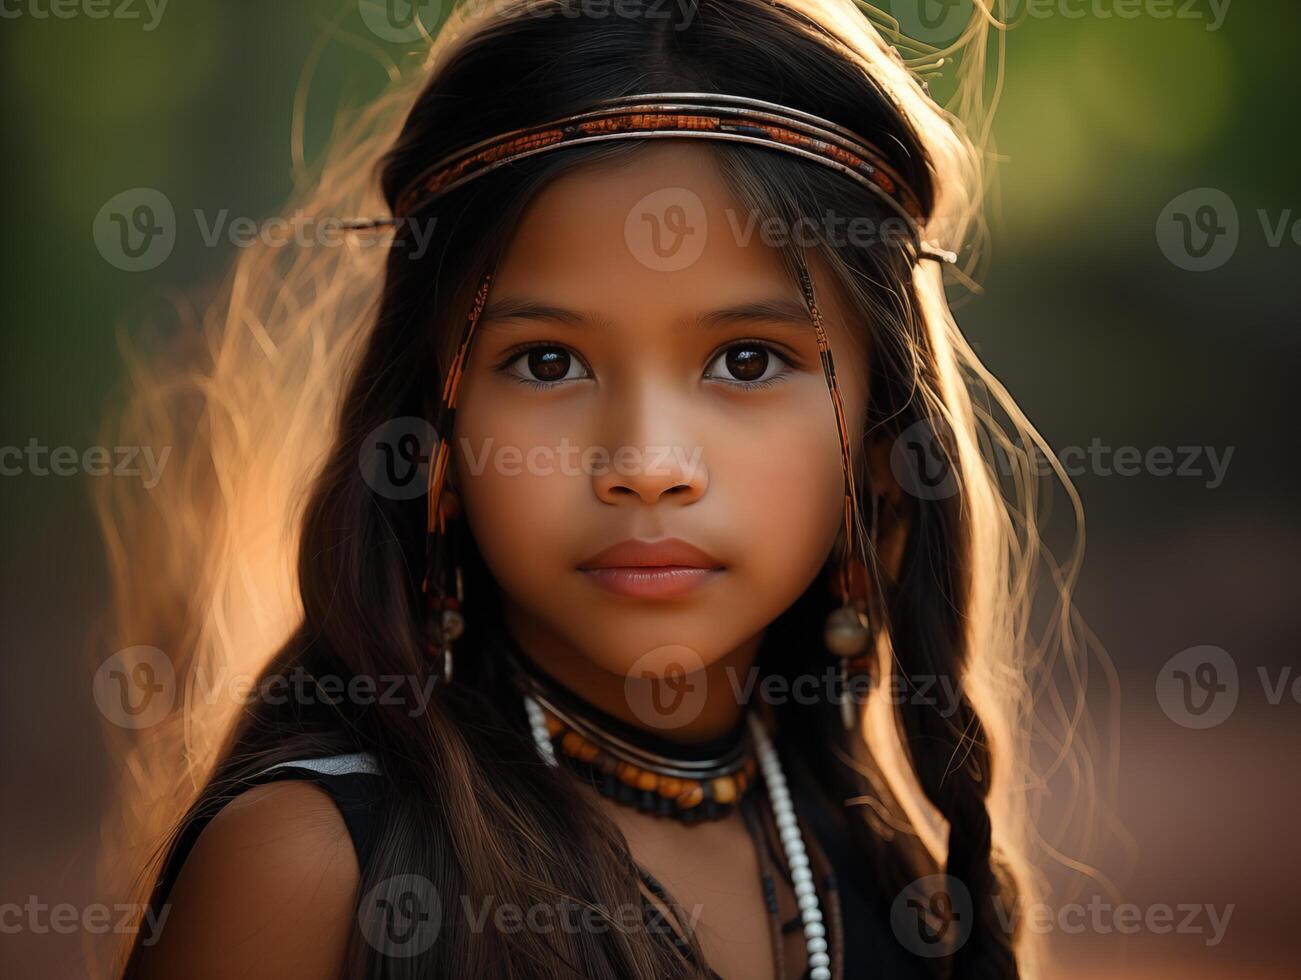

{"left": 528, "top": 348, "right": 570, "bottom": 382}
{"left": 502, "top": 345, "right": 590, "bottom": 386}
{"left": 705, "top": 342, "right": 788, "bottom": 386}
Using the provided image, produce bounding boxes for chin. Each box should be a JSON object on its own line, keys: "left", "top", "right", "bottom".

{"left": 566, "top": 609, "right": 746, "bottom": 679}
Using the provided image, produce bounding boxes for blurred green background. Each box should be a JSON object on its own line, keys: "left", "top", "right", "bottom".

{"left": 1, "top": 1, "right": 1297, "bottom": 976}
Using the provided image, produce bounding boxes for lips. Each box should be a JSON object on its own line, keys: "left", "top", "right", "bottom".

{"left": 577, "top": 538, "right": 724, "bottom": 599}
{"left": 578, "top": 537, "right": 722, "bottom": 570}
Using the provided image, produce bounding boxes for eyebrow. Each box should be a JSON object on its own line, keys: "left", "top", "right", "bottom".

{"left": 478, "top": 297, "right": 814, "bottom": 331}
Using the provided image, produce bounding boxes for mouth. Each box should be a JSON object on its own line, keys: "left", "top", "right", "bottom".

{"left": 576, "top": 537, "right": 725, "bottom": 600}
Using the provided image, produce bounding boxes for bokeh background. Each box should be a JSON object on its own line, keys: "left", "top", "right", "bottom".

{"left": 1, "top": 1, "right": 1296, "bottom": 977}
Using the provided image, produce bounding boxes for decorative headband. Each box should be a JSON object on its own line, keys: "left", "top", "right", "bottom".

{"left": 353, "top": 91, "right": 955, "bottom": 265}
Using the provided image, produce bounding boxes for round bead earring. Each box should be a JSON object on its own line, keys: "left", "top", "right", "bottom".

{"left": 823, "top": 557, "right": 872, "bottom": 731}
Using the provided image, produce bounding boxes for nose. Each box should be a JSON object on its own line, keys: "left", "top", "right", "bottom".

{"left": 591, "top": 388, "right": 709, "bottom": 507}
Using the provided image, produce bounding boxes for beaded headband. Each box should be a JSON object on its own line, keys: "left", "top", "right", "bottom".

{"left": 354, "top": 92, "right": 953, "bottom": 265}
{"left": 393, "top": 92, "right": 951, "bottom": 263}
{"left": 414, "top": 92, "right": 920, "bottom": 701}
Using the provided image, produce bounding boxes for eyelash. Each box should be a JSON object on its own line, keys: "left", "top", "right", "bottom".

{"left": 494, "top": 342, "right": 593, "bottom": 390}
{"left": 494, "top": 339, "right": 796, "bottom": 390}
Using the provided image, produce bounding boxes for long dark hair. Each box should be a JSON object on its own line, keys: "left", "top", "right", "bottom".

{"left": 102, "top": 2, "right": 1091, "bottom": 977}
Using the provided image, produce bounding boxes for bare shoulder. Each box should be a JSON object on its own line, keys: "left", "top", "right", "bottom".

{"left": 132, "top": 780, "right": 361, "bottom": 980}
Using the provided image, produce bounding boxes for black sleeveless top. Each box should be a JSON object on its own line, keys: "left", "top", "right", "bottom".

{"left": 156, "top": 746, "right": 931, "bottom": 979}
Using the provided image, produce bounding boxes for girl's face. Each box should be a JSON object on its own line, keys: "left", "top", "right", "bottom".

{"left": 452, "top": 142, "right": 868, "bottom": 699}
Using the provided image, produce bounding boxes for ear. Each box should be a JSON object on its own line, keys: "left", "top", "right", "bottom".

{"left": 864, "top": 433, "right": 913, "bottom": 584}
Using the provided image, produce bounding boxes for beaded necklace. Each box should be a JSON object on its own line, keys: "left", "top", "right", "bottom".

{"left": 515, "top": 655, "right": 759, "bottom": 823}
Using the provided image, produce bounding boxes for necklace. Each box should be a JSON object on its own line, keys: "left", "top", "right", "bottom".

{"left": 522, "top": 692, "right": 833, "bottom": 980}
{"left": 511, "top": 649, "right": 759, "bottom": 823}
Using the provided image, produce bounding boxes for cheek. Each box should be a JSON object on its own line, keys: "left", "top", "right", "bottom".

{"left": 710, "top": 399, "right": 847, "bottom": 602}
{"left": 450, "top": 390, "right": 582, "bottom": 599}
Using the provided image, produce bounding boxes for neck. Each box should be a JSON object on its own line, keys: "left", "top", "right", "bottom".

{"left": 500, "top": 601, "right": 761, "bottom": 745}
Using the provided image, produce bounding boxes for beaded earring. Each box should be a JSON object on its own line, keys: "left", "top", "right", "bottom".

{"left": 422, "top": 271, "right": 494, "bottom": 686}
{"left": 425, "top": 491, "right": 465, "bottom": 685}
{"left": 823, "top": 491, "right": 881, "bottom": 730}
{"left": 793, "top": 255, "right": 878, "bottom": 731}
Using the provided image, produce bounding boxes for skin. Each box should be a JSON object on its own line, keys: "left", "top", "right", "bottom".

{"left": 448, "top": 142, "right": 878, "bottom": 979}
{"left": 133, "top": 781, "right": 359, "bottom": 980}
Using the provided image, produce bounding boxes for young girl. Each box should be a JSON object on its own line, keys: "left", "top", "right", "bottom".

{"left": 101, "top": 1, "right": 1098, "bottom": 977}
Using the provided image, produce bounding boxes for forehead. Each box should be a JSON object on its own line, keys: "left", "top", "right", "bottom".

{"left": 493, "top": 141, "right": 796, "bottom": 306}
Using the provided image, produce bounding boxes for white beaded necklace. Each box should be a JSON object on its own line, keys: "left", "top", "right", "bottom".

{"left": 523, "top": 693, "right": 831, "bottom": 980}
